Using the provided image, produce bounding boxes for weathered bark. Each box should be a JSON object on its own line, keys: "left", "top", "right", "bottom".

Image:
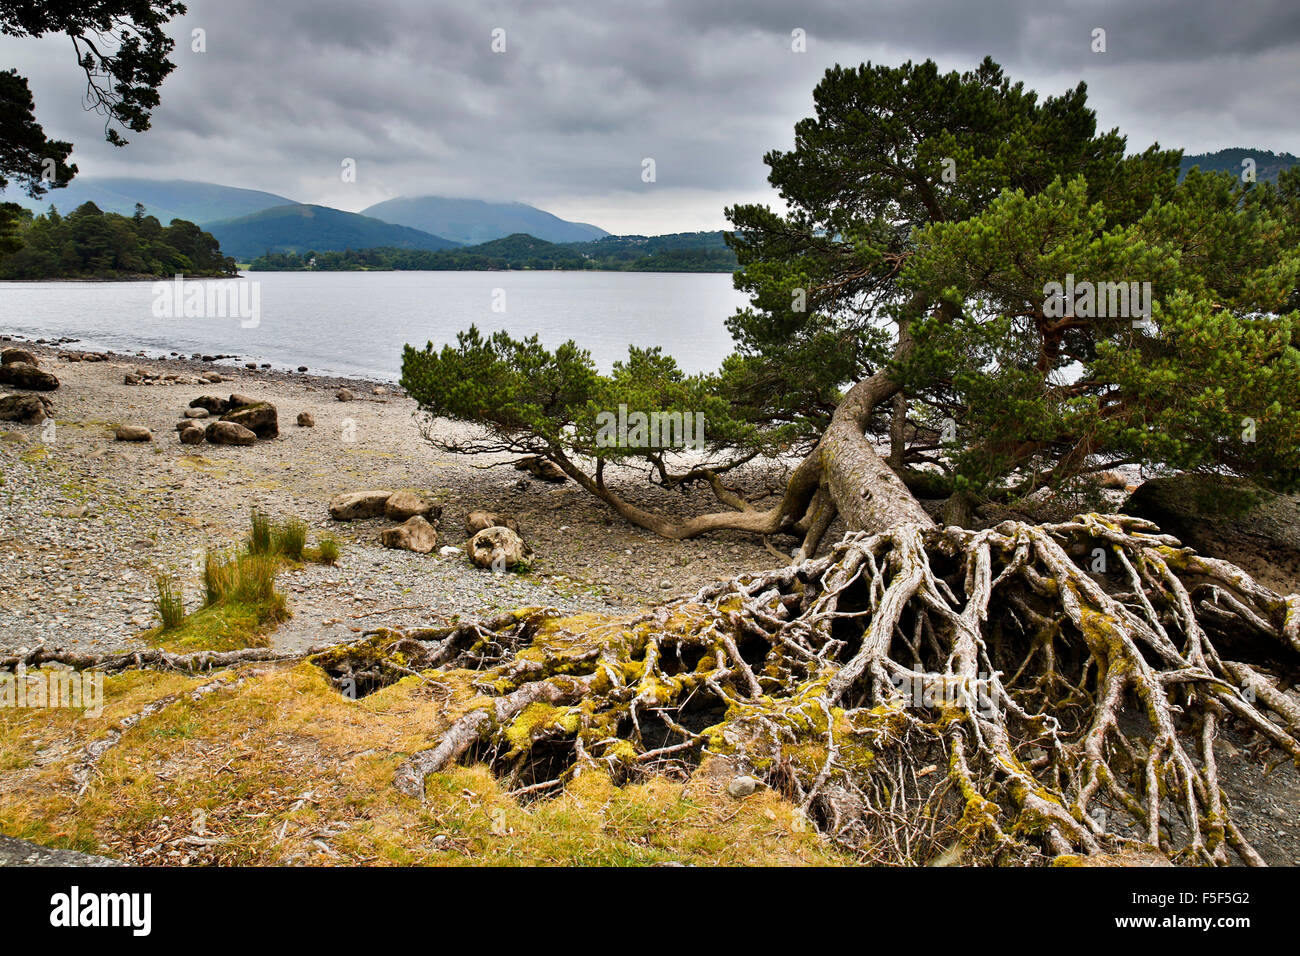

{"left": 817, "top": 366, "right": 933, "bottom": 533}
{"left": 887, "top": 393, "right": 908, "bottom": 470}
{"left": 0, "top": 645, "right": 292, "bottom": 674}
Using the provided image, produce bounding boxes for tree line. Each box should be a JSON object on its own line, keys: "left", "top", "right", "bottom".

{"left": 0, "top": 201, "right": 236, "bottom": 279}
{"left": 247, "top": 231, "right": 738, "bottom": 273}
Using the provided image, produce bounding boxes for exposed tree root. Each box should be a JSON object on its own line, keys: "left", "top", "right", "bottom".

{"left": 0, "top": 646, "right": 293, "bottom": 674}
{"left": 383, "top": 514, "right": 1300, "bottom": 865}
{"left": 9, "top": 514, "right": 1298, "bottom": 865}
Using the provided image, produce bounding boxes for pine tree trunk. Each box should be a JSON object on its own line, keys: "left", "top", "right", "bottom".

{"left": 815, "top": 366, "right": 934, "bottom": 533}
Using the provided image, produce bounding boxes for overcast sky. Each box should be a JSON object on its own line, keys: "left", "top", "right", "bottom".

{"left": 3, "top": 0, "right": 1298, "bottom": 234}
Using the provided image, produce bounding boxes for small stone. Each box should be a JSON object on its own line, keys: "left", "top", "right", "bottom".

{"left": 465, "top": 510, "right": 519, "bottom": 535}
{"left": 385, "top": 490, "right": 440, "bottom": 522}
{"left": 727, "top": 775, "right": 758, "bottom": 799}
{"left": 204, "top": 420, "right": 257, "bottom": 446}
{"left": 183, "top": 407, "right": 209, "bottom": 419}
{"left": 296, "top": 411, "right": 315, "bottom": 427}
{"left": 221, "top": 401, "right": 278, "bottom": 439}
{"left": 378, "top": 515, "right": 438, "bottom": 554}
{"left": 336, "top": 388, "right": 355, "bottom": 402}
{"left": 329, "top": 490, "right": 394, "bottom": 521}
{"left": 0, "top": 393, "right": 52, "bottom": 424}
{"left": 468, "top": 526, "right": 532, "bottom": 571}
{"left": 114, "top": 425, "right": 153, "bottom": 442}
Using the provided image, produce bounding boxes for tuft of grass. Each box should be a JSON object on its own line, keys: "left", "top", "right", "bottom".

{"left": 203, "top": 550, "right": 237, "bottom": 607}
{"left": 150, "top": 551, "right": 288, "bottom": 652}
{"left": 153, "top": 574, "right": 185, "bottom": 631}
{"left": 231, "top": 554, "right": 282, "bottom": 611}
{"left": 312, "top": 534, "right": 341, "bottom": 566}
{"left": 272, "top": 518, "right": 307, "bottom": 561}
{"left": 248, "top": 508, "right": 272, "bottom": 555}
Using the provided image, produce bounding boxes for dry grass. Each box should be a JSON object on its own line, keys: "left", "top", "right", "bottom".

{"left": 153, "top": 574, "right": 185, "bottom": 631}
{"left": 0, "top": 659, "right": 843, "bottom": 866}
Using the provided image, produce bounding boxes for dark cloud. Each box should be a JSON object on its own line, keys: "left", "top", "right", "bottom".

{"left": 3, "top": 0, "right": 1297, "bottom": 233}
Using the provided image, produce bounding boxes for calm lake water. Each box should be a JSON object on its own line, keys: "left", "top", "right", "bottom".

{"left": 0, "top": 271, "right": 747, "bottom": 381}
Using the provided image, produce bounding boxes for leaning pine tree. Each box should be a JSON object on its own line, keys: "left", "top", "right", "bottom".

{"left": 394, "top": 59, "right": 1300, "bottom": 865}
{"left": 34, "top": 59, "right": 1297, "bottom": 865}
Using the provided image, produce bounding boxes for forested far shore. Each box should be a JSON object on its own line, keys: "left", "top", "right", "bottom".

{"left": 0, "top": 201, "right": 236, "bottom": 279}
{"left": 246, "top": 231, "right": 739, "bottom": 272}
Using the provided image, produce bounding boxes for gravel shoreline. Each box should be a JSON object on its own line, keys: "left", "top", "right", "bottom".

{"left": 0, "top": 336, "right": 787, "bottom": 657}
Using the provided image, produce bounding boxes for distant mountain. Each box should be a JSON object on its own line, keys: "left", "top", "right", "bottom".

{"left": 5, "top": 177, "right": 295, "bottom": 226}
{"left": 1179, "top": 148, "right": 1299, "bottom": 183}
{"left": 361, "top": 195, "right": 608, "bottom": 245}
{"left": 205, "top": 204, "right": 460, "bottom": 259}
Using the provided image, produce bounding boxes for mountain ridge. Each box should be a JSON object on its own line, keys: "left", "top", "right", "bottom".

{"left": 203, "top": 204, "right": 460, "bottom": 259}
{"left": 361, "top": 194, "right": 608, "bottom": 245}
{"left": 7, "top": 177, "right": 295, "bottom": 226}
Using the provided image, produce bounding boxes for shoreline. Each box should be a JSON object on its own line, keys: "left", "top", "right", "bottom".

{"left": 0, "top": 330, "right": 395, "bottom": 391}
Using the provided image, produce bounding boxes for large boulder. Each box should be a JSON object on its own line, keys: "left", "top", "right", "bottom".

{"left": 113, "top": 425, "right": 153, "bottom": 442}
{"left": 465, "top": 510, "right": 520, "bottom": 536}
{"left": 514, "top": 455, "right": 567, "bottom": 482}
{"left": 385, "top": 490, "right": 441, "bottom": 522}
{"left": 468, "top": 526, "right": 532, "bottom": 571}
{"left": 1, "top": 348, "right": 37, "bottom": 366}
{"left": 205, "top": 420, "right": 257, "bottom": 446}
{"left": 329, "top": 489, "right": 394, "bottom": 521}
{"left": 379, "top": 515, "right": 439, "bottom": 554}
{"left": 227, "top": 393, "right": 260, "bottom": 410}
{"left": 0, "top": 362, "right": 58, "bottom": 391}
{"left": 1124, "top": 475, "right": 1300, "bottom": 553}
{"left": 220, "top": 401, "right": 278, "bottom": 439}
{"left": 0, "top": 393, "right": 52, "bottom": 424}
{"left": 1123, "top": 475, "right": 1300, "bottom": 591}
{"left": 189, "top": 395, "right": 231, "bottom": 415}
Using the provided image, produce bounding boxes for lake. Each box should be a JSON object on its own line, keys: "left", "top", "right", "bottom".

{"left": 0, "top": 271, "right": 748, "bottom": 381}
